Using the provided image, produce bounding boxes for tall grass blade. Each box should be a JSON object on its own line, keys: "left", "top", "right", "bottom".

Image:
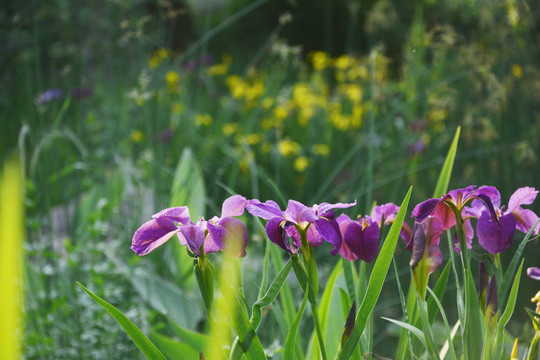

{"left": 150, "top": 331, "right": 199, "bottom": 359}
{"left": 0, "top": 157, "right": 24, "bottom": 360}
{"left": 432, "top": 126, "right": 461, "bottom": 198}
{"left": 77, "top": 282, "right": 166, "bottom": 360}
{"left": 283, "top": 291, "right": 309, "bottom": 360}
{"left": 381, "top": 318, "right": 427, "bottom": 350}
{"left": 426, "top": 287, "right": 457, "bottom": 360}
{"left": 337, "top": 187, "right": 412, "bottom": 360}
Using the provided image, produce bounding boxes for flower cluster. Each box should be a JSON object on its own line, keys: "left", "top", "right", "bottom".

{"left": 131, "top": 195, "right": 417, "bottom": 263}
{"left": 409, "top": 186, "right": 539, "bottom": 275}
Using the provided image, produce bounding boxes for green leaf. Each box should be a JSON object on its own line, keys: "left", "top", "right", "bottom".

{"left": 381, "top": 317, "right": 427, "bottom": 350}
{"left": 464, "top": 268, "right": 483, "bottom": 360}
{"left": 169, "top": 320, "right": 212, "bottom": 353}
{"left": 309, "top": 260, "right": 344, "bottom": 359}
{"left": 130, "top": 268, "right": 202, "bottom": 330}
{"left": 432, "top": 126, "right": 460, "bottom": 198}
{"left": 427, "top": 260, "right": 452, "bottom": 324}
{"left": 426, "top": 287, "right": 457, "bottom": 360}
{"left": 283, "top": 291, "right": 309, "bottom": 360}
{"left": 77, "top": 282, "right": 166, "bottom": 360}
{"left": 150, "top": 331, "right": 200, "bottom": 360}
{"left": 337, "top": 187, "right": 412, "bottom": 360}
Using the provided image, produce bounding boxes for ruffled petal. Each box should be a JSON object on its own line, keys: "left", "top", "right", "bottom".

{"left": 246, "top": 199, "right": 284, "bottom": 220}
{"left": 370, "top": 203, "right": 399, "bottom": 226}
{"left": 180, "top": 225, "right": 206, "bottom": 255}
{"left": 131, "top": 219, "right": 179, "bottom": 256}
{"left": 207, "top": 217, "right": 248, "bottom": 257}
{"left": 337, "top": 217, "right": 357, "bottom": 261}
{"left": 527, "top": 267, "right": 540, "bottom": 281}
{"left": 473, "top": 186, "right": 501, "bottom": 208}
{"left": 152, "top": 206, "right": 190, "bottom": 229}
{"left": 221, "top": 195, "right": 247, "bottom": 218}
{"left": 344, "top": 221, "right": 380, "bottom": 262}
{"left": 412, "top": 198, "right": 441, "bottom": 222}
{"left": 477, "top": 211, "right": 516, "bottom": 254}
{"left": 315, "top": 200, "right": 357, "bottom": 215}
{"left": 285, "top": 200, "right": 318, "bottom": 225}
{"left": 508, "top": 187, "right": 538, "bottom": 212}
{"left": 313, "top": 216, "right": 342, "bottom": 255}
{"left": 512, "top": 208, "right": 540, "bottom": 235}
{"left": 266, "top": 217, "right": 296, "bottom": 253}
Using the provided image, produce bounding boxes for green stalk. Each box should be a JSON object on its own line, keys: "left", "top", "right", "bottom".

{"left": 416, "top": 298, "right": 440, "bottom": 360}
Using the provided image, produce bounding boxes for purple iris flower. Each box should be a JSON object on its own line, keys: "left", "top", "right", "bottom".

{"left": 412, "top": 185, "right": 496, "bottom": 249}
{"left": 528, "top": 267, "right": 540, "bottom": 281}
{"left": 409, "top": 216, "right": 444, "bottom": 274}
{"left": 131, "top": 195, "right": 248, "bottom": 257}
{"left": 337, "top": 203, "right": 411, "bottom": 262}
{"left": 246, "top": 199, "right": 356, "bottom": 255}
{"left": 34, "top": 88, "right": 62, "bottom": 105}
{"left": 466, "top": 186, "right": 539, "bottom": 254}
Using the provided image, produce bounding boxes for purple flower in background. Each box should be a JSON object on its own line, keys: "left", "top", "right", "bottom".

{"left": 132, "top": 195, "right": 249, "bottom": 257}
{"left": 338, "top": 203, "right": 411, "bottom": 262}
{"left": 202, "top": 53, "right": 214, "bottom": 66}
{"left": 528, "top": 267, "right": 540, "bottom": 281}
{"left": 246, "top": 199, "right": 356, "bottom": 255}
{"left": 71, "top": 86, "right": 94, "bottom": 99}
{"left": 468, "top": 186, "right": 539, "bottom": 254}
{"left": 34, "top": 88, "right": 62, "bottom": 105}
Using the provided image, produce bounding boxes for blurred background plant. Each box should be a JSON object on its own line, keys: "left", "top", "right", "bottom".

{"left": 2, "top": 0, "right": 540, "bottom": 358}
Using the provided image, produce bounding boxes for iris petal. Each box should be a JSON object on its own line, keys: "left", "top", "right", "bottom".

{"left": 266, "top": 217, "right": 296, "bottom": 253}
{"left": 477, "top": 211, "right": 516, "bottom": 254}
{"left": 314, "top": 216, "right": 342, "bottom": 256}
{"left": 221, "top": 195, "right": 247, "bottom": 218}
{"left": 131, "top": 219, "right": 179, "bottom": 256}
{"left": 344, "top": 221, "right": 380, "bottom": 262}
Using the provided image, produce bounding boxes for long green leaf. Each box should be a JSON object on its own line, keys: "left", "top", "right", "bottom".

{"left": 337, "top": 187, "right": 412, "bottom": 360}
{"left": 381, "top": 317, "right": 427, "bottom": 349}
{"left": 284, "top": 291, "right": 309, "bottom": 360}
{"left": 426, "top": 287, "right": 457, "bottom": 360}
{"left": 150, "top": 331, "right": 199, "bottom": 360}
{"left": 169, "top": 320, "right": 212, "bottom": 353}
{"left": 432, "top": 126, "right": 460, "bottom": 198}
{"left": 77, "top": 282, "right": 166, "bottom": 360}
{"left": 427, "top": 260, "right": 452, "bottom": 324}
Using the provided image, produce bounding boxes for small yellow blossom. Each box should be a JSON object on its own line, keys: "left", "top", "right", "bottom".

{"left": 223, "top": 123, "right": 239, "bottom": 136}
{"left": 208, "top": 53, "right": 232, "bottom": 76}
{"left": 294, "top": 156, "right": 309, "bottom": 172}
{"left": 512, "top": 64, "right": 523, "bottom": 78}
{"left": 149, "top": 48, "right": 168, "bottom": 68}
{"left": 312, "top": 144, "right": 330, "bottom": 156}
{"left": 273, "top": 106, "right": 288, "bottom": 120}
{"left": 194, "top": 114, "right": 213, "bottom": 127}
{"left": 172, "top": 103, "right": 183, "bottom": 114}
{"left": 262, "top": 97, "right": 274, "bottom": 109}
{"left": 278, "top": 139, "right": 301, "bottom": 157}
{"left": 334, "top": 55, "right": 355, "bottom": 70}
{"left": 308, "top": 51, "right": 331, "bottom": 71}
{"left": 131, "top": 130, "right": 144, "bottom": 143}
{"left": 166, "top": 71, "right": 180, "bottom": 86}
{"left": 245, "top": 133, "right": 262, "bottom": 145}
{"left": 427, "top": 108, "right": 448, "bottom": 123}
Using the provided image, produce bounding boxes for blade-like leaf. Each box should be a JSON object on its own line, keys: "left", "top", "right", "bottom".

{"left": 284, "top": 291, "right": 309, "bottom": 360}
{"left": 337, "top": 187, "right": 412, "bottom": 360}
{"left": 428, "top": 260, "right": 452, "bottom": 324}
{"left": 426, "top": 287, "right": 457, "bottom": 360}
{"left": 150, "top": 331, "right": 199, "bottom": 360}
{"left": 77, "top": 282, "right": 166, "bottom": 360}
{"left": 433, "top": 126, "right": 460, "bottom": 198}
{"left": 169, "top": 320, "right": 212, "bottom": 353}
{"left": 381, "top": 317, "right": 427, "bottom": 349}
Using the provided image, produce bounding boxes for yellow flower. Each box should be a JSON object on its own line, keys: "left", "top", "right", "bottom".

{"left": 166, "top": 71, "right": 180, "bottom": 86}
{"left": 245, "top": 133, "right": 262, "bottom": 145}
{"left": 308, "top": 51, "right": 331, "bottom": 71}
{"left": 226, "top": 75, "right": 246, "bottom": 99}
{"left": 148, "top": 48, "right": 168, "bottom": 68}
{"left": 172, "top": 103, "right": 183, "bottom": 114}
{"left": 334, "top": 55, "right": 355, "bottom": 70}
{"left": 262, "top": 97, "right": 274, "bottom": 109}
{"left": 194, "top": 114, "right": 212, "bottom": 127}
{"left": 208, "top": 53, "right": 232, "bottom": 76}
{"left": 312, "top": 144, "right": 330, "bottom": 156}
{"left": 223, "top": 123, "right": 239, "bottom": 136}
{"left": 278, "top": 139, "right": 301, "bottom": 157}
{"left": 131, "top": 130, "right": 144, "bottom": 143}
{"left": 294, "top": 156, "right": 309, "bottom": 172}
{"left": 512, "top": 64, "right": 523, "bottom": 78}
{"left": 273, "top": 106, "right": 288, "bottom": 120}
